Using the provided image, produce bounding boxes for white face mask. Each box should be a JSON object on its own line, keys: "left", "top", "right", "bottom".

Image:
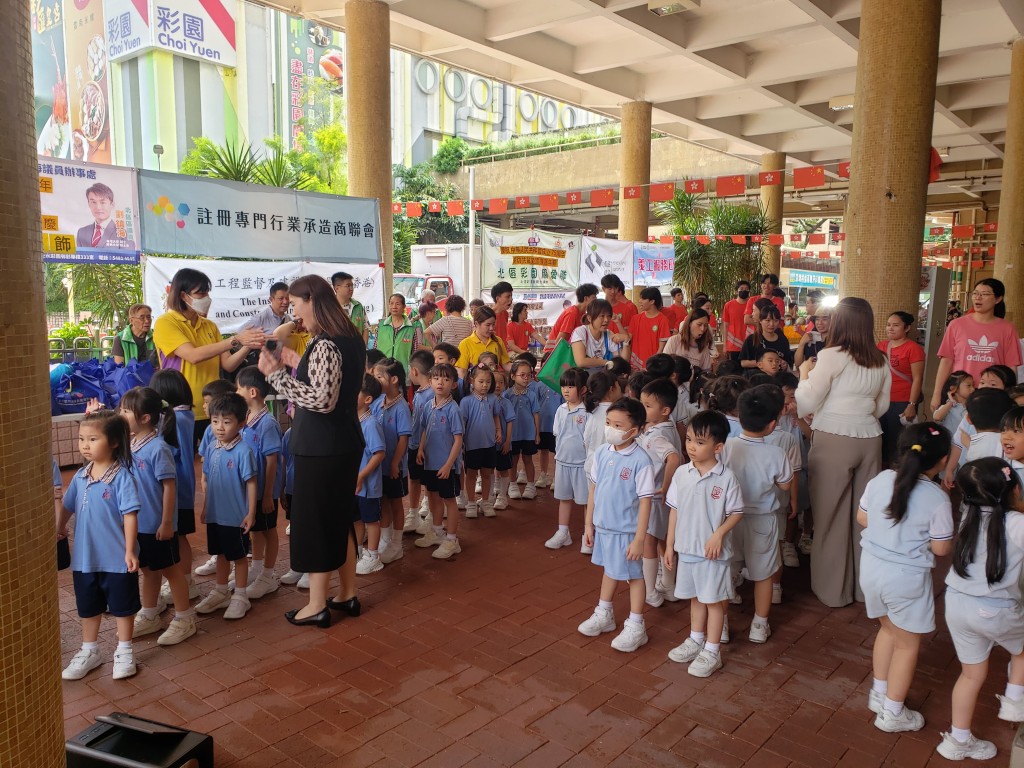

{"left": 187, "top": 294, "right": 212, "bottom": 316}
{"left": 605, "top": 425, "right": 632, "bottom": 446}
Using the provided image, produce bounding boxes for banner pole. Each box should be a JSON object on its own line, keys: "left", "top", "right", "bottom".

{"left": 468, "top": 166, "right": 477, "bottom": 300}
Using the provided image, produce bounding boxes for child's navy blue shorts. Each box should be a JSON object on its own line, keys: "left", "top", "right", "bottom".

{"left": 407, "top": 447, "right": 424, "bottom": 482}
{"left": 73, "top": 571, "right": 141, "bottom": 618}
{"left": 206, "top": 523, "right": 250, "bottom": 562}
{"left": 177, "top": 507, "right": 196, "bottom": 536}
{"left": 251, "top": 500, "right": 279, "bottom": 532}
{"left": 137, "top": 533, "right": 180, "bottom": 571}
{"left": 496, "top": 447, "right": 513, "bottom": 472}
{"left": 357, "top": 496, "right": 382, "bottom": 524}
{"left": 422, "top": 470, "right": 461, "bottom": 499}
{"left": 511, "top": 439, "right": 538, "bottom": 457}
{"left": 382, "top": 474, "right": 409, "bottom": 500}
{"left": 538, "top": 432, "right": 556, "bottom": 452}
{"left": 464, "top": 446, "right": 497, "bottom": 470}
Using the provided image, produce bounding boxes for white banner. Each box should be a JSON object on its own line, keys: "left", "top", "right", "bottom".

{"left": 144, "top": 257, "right": 384, "bottom": 335}
{"left": 480, "top": 225, "right": 581, "bottom": 292}
{"left": 479, "top": 289, "right": 575, "bottom": 341}
{"left": 580, "top": 235, "right": 634, "bottom": 291}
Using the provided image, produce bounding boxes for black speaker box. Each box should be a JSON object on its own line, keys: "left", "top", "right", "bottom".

{"left": 66, "top": 713, "right": 213, "bottom": 768}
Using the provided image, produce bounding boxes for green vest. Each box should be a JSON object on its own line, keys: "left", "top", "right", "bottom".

{"left": 348, "top": 300, "right": 366, "bottom": 334}
{"left": 118, "top": 326, "right": 155, "bottom": 362}
{"left": 376, "top": 317, "right": 421, "bottom": 368}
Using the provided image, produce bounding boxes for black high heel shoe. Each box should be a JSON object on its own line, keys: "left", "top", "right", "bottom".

{"left": 325, "top": 595, "right": 361, "bottom": 616}
{"left": 285, "top": 607, "right": 332, "bottom": 628}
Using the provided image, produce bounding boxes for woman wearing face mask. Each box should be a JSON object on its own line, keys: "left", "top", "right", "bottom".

{"left": 721, "top": 280, "right": 752, "bottom": 361}
{"left": 153, "top": 268, "right": 265, "bottom": 445}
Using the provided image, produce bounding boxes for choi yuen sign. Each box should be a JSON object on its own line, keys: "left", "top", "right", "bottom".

{"left": 104, "top": 0, "right": 237, "bottom": 67}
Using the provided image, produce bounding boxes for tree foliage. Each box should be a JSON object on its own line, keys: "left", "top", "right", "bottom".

{"left": 391, "top": 163, "right": 470, "bottom": 272}
{"left": 44, "top": 263, "right": 142, "bottom": 332}
{"left": 432, "top": 137, "right": 468, "bottom": 174}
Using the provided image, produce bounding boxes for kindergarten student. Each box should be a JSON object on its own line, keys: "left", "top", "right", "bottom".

{"left": 193, "top": 379, "right": 237, "bottom": 578}
{"left": 492, "top": 369, "right": 516, "bottom": 510}
{"left": 372, "top": 358, "right": 413, "bottom": 563}
{"left": 405, "top": 350, "right": 436, "bottom": 533}
{"left": 933, "top": 370, "right": 974, "bottom": 434}
{"left": 519, "top": 351, "right": 559, "bottom": 490}
{"left": 753, "top": 348, "right": 783, "bottom": 377}
{"left": 1002, "top": 406, "right": 1024, "bottom": 484}
{"left": 59, "top": 411, "right": 142, "bottom": 681}
{"left": 706, "top": 375, "right": 749, "bottom": 439}
{"left": 937, "top": 458, "right": 1024, "bottom": 761}
{"left": 664, "top": 411, "right": 744, "bottom": 678}
{"left": 583, "top": 370, "right": 622, "bottom": 464}
{"left": 280, "top": 427, "right": 304, "bottom": 585}
{"left": 545, "top": 367, "right": 590, "bottom": 550}
{"left": 947, "top": 368, "right": 1010, "bottom": 486}
{"left": 858, "top": 424, "right": 953, "bottom": 733}
{"left": 504, "top": 359, "right": 541, "bottom": 500}
{"left": 460, "top": 365, "right": 501, "bottom": 518}
{"left": 355, "top": 375, "right": 387, "bottom": 574}
{"left": 763, "top": 384, "right": 803, "bottom": 603}
{"left": 119, "top": 388, "right": 196, "bottom": 647}
{"left": 964, "top": 388, "right": 1013, "bottom": 462}
{"left": 578, "top": 397, "right": 656, "bottom": 653}
{"left": 195, "top": 393, "right": 258, "bottom": 621}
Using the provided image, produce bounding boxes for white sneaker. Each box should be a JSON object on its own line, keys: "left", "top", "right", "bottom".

{"left": 157, "top": 616, "right": 197, "bottom": 646}
{"left": 356, "top": 551, "right": 384, "bottom": 575}
{"left": 645, "top": 591, "right": 665, "bottom": 608}
{"left": 507, "top": 482, "right": 521, "bottom": 499}
{"left": 544, "top": 529, "right": 572, "bottom": 549}
{"left": 420, "top": 496, "right": 430, "bottom": 515}
{"left": 772, "top": 584, "right": 782, "bottom": 605}
{"left": 403, "top": 509, "right": 421, "bottom": 532}
{"left": 688, "top": 649, "right": 723, "bottom": 678}
{"left": 481, "top": 501, "right": 496, "bottom": 518}
{"left": 936, "top": 733, "right": 997, "bottom": 761}
{"left": 868, "top": 689, "right": 883, "bottom": 714}
{"left": 535, "top": 472, "right": 551, "bottom": 488}
{"left": 494, "top": 494, "right": 510, "bottom": 510}
{"left": 997, "top": 693, "right": 1024, "bottom": 722}
{"left": 433, "top": 538, "right": 461, "bottom": 560}
{"left": 296, "top": 573, "right": 310, "bottom": 589}
{"left": 380, "top": 540, "right": 405, "bottom": 564}
{"left": 516, "top": 470, "right": 527, "bottom": 484}
{"left": 730, "top": 593, "right": 743, "bottom": 605}
{"left": 578, "top": 607, "right": 616, "bottom": 637}
{"left": 522, "top": 483, "right": 537, "bottom": 500}
{"left": 668, "top": 637, "right": 704, "bottom": 663}
{"left": 133, "top": 613, "right": 163, "bottom": 637}
{"left": 416, "top": 516, "right": 434, "bottom": 536}
{"left": 580, "top": 540, "right": 593, "bottom": 555}
{"left": 246, "top": 572, "right": 280, "bottom": 599}
{"left": 195, "top": 588, "right": 232, "bottom": 614}
{"left": 285, "top": 523, "right": 291, "bottom": 535}
{"left": 194, "top": 555, "right": 218, "bottom": 576}
{"left": 280, "top": 569, "right": 303, "bottom": 585}
{"left": 112, "top": 649, "right": 137, "bottom": 680}
{"left": 62, "top": 648, "right": 103, "bottom": 680}
{"left": 782, "top": 542, "right": 800, "bottom": 568}
{"left": 874, "top": 707, "right": 924, "bottom": 733}
{"left": 456, "top": 493, "right": 468, "bottom": 510}
{"left": 798, "top": 534, "right": 813, "bottom": 556}
{"left": 465, "top": 502, "right": 479, "bottom": 519}
{"left": 475, "top": 477, "right": 482, "bottom": 494}
{"left": 721, "top": 615, "right": 730, "bottom": 644}
{"left": 749, "top": 621, "right": 771, "bottom": 644}
{"left": 415, "top": 528, "right": 442, "bottom": 548}
{"left": 611, "top": 620, "right": 648, "bottom": 652}
{"left": 223, "top": 594, "right": 251, "bottom": 620}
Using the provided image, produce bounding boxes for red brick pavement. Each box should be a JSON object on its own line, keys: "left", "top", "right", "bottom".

{"left": 59, "top": 474, "right": 1019, "bottom": 766}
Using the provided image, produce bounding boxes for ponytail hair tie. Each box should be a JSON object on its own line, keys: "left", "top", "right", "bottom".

{"left": 928, "top": 427, "right": 940, "bottom": 436}
{"left": 1003, "top": 466, "right": 1013, "bottom": 482}
{"left": 161, "top": 400, "right": 169, "bottom": 409}
{"left": 910, "top": 444, "right": 923, "bottom": 452}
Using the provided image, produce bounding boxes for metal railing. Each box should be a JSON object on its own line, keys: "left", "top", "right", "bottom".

{"left": 48, "top": 336, "right": 115, "bottom": 364}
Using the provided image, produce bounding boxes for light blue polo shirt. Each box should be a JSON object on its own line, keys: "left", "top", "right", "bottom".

{"left": 725, "top": 414, "right": 742, "bottom": 439}
{"left": 420, "top": 398, "right": 464, "bottom": 471}
{"left": 241, "top": 408, "right": 283, "bottom": 500}
{"left": 637, "top": 421, "right": 682, "bottom": 501}
{"left": 131, "top": 433, "right": 178, "bottom": 534}
{"left": 497, "top": 396, "right": 516, "bottom": 447}
{"left": 586, "top": 442, "right": 657, "bottom": 534}
{"left": 553, "top": 403, "right": 589, "bottom": 466}
{"left": 409, "top": 386, "right": 435, "bottom": 450}
{"left": 720, "top": 435, "right": 792, "bottom": 516}
{"left": 766, "top": 427, "right": 802, "bottom": 512}
{"left": 667, "top": 461, "right": 744, "bottom": 562}
{"left": 358, "top": 412, "right": 386, "bottom": 499}
{"left": 946, "top": 510, "right": 1024, "bottom": 601}
{"left": 504, "top": 386, "right": 541, "bottom": 441}
{"left": 460, "top": 393, "right": 501, "bottom": 451}
{"left": 373, "top": 396, "right": 413, "bottom": 474}
{"left": 52, "top": 458, "right": 62, "bottom": 487}
{"left": 199, "top": 423, "right": 214, "bottom": 458}
{"left": 64, "top": 463, "right": 141, "bottom": 573}
{"left": 172, "top": 406, "right": 196, "bottom": 509}
{"left": 202, "top": 437, "right": 258, "bottom": 527}
{"left": 534, "top": 380, "right": 562, "bottom": 433}
{"left": 859, "top": 470, "right": 953, "bottom": 570}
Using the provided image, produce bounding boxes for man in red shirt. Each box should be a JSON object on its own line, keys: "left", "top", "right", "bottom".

{"left": 722, "top": 280, "right": 752, "bottom": 360}
{"left": 601, "top": 274, "right": 638, "bottom": 335}
{"left": 663, "top": 287, "right": 687, "bottom": 334}
{"left": 543, "top": 283, "right": 598, "bottom": 354}
{"left": 743, "top": 273, "right": 786, "bottom": 326}
{"left": 490, "top": 281, "right": 513, "bottom": 343}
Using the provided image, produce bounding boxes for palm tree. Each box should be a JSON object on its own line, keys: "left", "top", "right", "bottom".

{"left": 45, "top": 262, "right": 142, "bottom": 331}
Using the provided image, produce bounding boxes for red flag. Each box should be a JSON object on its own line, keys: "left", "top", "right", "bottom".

{"left": 836, "top": 251, "right": 845, "bottom": 259}
{"left": 789, "top": 234, "right": 803, "bottom": 242}
{"left": 793, "top": 166, "right": 825, "bottom": 189}
{"left": 715, "top": 235, "right": 727, "bottom": 241}
{"left": 515, "top": 196, "right": 530, "bottom": 209}
{"left": 837, "top": 161, "right": 851, "bottom": 178}
{"left": 427, "top": 201, "right": 442, "bottom": 213}
{"left": 984, "top": 222, "right": 998, "bottom": 233}
{"left": 647, "top": 236, "right": 656, "bottom": 243}
{"left": 831, "top": 232, "right": 847, "bottom": 242}
{"left": 650, "top": 182, "right": 675, "bottom": 202}
{"left": 391, "top": 202, "right": 403, "bottom": 215}
{"left": 989, "top": 246, "right": 997, "bottom": 257}
{"left": 539, "top": 194, "right": 559, "bottom": 212}
{"left": 928, "top": 226, "right": 945, "bottom": 236}
{"left": 470, "top": 199, "right": 485, "bottom": 211}
{"left": 816, "top": 251, "right": 831, "bottom": 259}
{"left": 808, "top": 233, "right": 826, "bottom": 245}
{"left": 971, "top": 247, "right": 981, "bottom": 255}
{"left": 696, "top": 235, "right": 711, "bottom": 245}
{"left": 730, "top": 235, "right": 747, "bottom": 245}
{"left": 489, "top": 198, "right": 508, "bottom": 214}
{"left": 446, "top": 200, "right": 465, "bottom": 217}
{"left": 952, "top": 225, "right": 975, "bottom": 239}
{"left": 684, "top": 179, "right": 705, "bottom": 194}
{"left": 972, "top": 260, "right": 984, "bottom": 268}
{"left": 716, "top": 175, "right": 746, "bottom": 197}
{"left": 929, "top": 147, "right": 942, "bottom": 183}
{"left": 623, "top": 185, "right": 642, "bottom": 200}
{"left": 659, "top": 235, "right": 674, "bottom": 244}
{"left": 767, "top": 234, "right": 785, "bottom": 245}
{"left": 590, "top": 189, "right": 615, "bottom": 207}
{"left": 681, "top": 235, "right": 692, "bottom": 241}
{"left": 951, "top": 247, "right": 966, "bottom": 258}
{"left": 565, "top": 191, "right": 582, "bottom": 205}
{"left": 750, "top": 235, "right": 764, "bottom": 243}
{"left": 405, "top": 202, "right": 423, "bottom": 218}
{"left": 758, "top": 171, "right": 782, "bottom": 187}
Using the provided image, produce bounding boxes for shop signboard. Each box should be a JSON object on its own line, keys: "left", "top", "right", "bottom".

{"left": 786, "top": 268, "right": 838, "bottom": 289}
{"left": 65, "top": 0, "right": 114, "bottom": 164}
{"left": 279, "top": 13, "right": 344, "bottom": 143}
{"left": 632, "top": 243, "right": 675, "bottom": 287}
{"left": 33, "top": 0, "right": 72, "bottom": 159}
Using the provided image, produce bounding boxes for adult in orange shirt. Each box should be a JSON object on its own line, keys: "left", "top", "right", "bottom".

{"left": 721, "top": 280, "right": 752, "bottom": 360}
{"left": 627, "top": 287, "right": 671, "bottom": 369}
{"left": 600, "top": 274, "right": 638, "bottom": 335}
{"left": 543, "top": 284, "right": 598, "bottom": 354}
{"left": 663, "top": 287, "right": 687, "bottom": 333}
{"left": 743, "top": 273, "right": 786, "bottom": 325}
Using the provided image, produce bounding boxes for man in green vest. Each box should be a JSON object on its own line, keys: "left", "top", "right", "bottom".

{"left": 332, "top": 271, "right": 369, "bottom": 345}
{"left": 111, "top": 303, "right": 156, "bottom": 364}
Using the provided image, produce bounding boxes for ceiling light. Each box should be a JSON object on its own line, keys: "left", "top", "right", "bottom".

{"left": 648, "top": 1, "right": 698, "bottom": 16}
{"left": 828, "top": 95, "right": 855, "bottom": 111}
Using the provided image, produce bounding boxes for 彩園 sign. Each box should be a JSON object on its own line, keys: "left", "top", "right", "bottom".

{"left": 104, "top": 0, "right": 237, "bottom": 67}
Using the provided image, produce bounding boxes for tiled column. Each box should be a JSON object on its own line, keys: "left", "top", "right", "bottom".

{"left": 618, "top": 101, "right": 651, "bottom": 300}
{"left": 346, "top": 0, "right": 394, "bottom": 294}
{"left": 995, "top": 39, "right": 1024, "bottom": 328}
{"left": 760, "top": 152, "right": 785, "bottom": 275}
{"left": 0, "top": 1, "right": 66, "bottom": 764}
{"left": 843, "top": 0, "right": 941, "bottom": 335}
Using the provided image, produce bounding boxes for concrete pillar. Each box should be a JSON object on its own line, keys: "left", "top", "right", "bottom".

{"left": 843, "top": 0, "right": 941, "bottom": 336}
{"left": 760, "top": 152, "right": 785, "bottom": 275}
{"left": 618, "top": 102, "right": 652, "bottom": 300}
{"left": 995, "top": 38, "right": 1024, "bottom": 329}
{"left": 0, "top": 1, "right": 66, "bottom": 764}
{"left": 345, "top": 0, "right": 394, "bottom": 294}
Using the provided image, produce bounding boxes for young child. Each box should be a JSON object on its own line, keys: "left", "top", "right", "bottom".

{"left": 193, "top": 378, "right": 237, "bottom": 578}
{"left": 59, "top": 411, "right": 141, "bottom": 681}
{"left": 707, "top": 375, "right": 749, "bottom": 439}
{"left": 775, "top": 371, "right": 813, "bottom": 556}
{"left": 964, "top": 388, "right": 1013, "bottom": 462}
{"left": 195, "top": 393, "right": 258, "bottom": 620}
{"left": 937, "top": 458, "right": 1024, "bottom": 761}
{"left": 280, "top": 427, "right": 304, "bottom": 585}
{"left": 626, "top": 371, "right": 654, "bottom": 400}
{"left": 1002, "top": 406, "right": 1024, "bottom": 484}
{"left": 149, "top": 369, "right": 200, "bottom": 600}
{"left": 415, "top": 363, "right": 465, "bottom": 559}
{"left": 492, "top": 369, "right": 516, "bottom": 510}
{"left": 235, "top": 366, "right": 283, "bottom": 600}
{"left": 405, "top": 350, "right": 436, "bottom": 533}
{"left": 753, "top": 348, "right": 783, "bottom": 377}
{"left": 720, "top": 385, "right": 793, "bottom": 643}
{"left": 120, "top": 388, "right": 196, "bottom": 647}
{"left": 372, "top": 358, "right": 413, "bottom": 563}
{"left": 947, "top": 369, "right": 1009, "bottom": 486}
{"left": 505, "top": 359, "right": 541, "bottom": 500}
{"left": 979, "top": 364, "right": 1017, "bottom": 390}
{"left": 460, "top": 365, "right": 501, "bottom": 518}
{"left": 546, "top": 367, "right": 590, "bottom": 550}
{"left": 356, "top": 374, "right": 387, "bottom": 573}
{"left": 664, "top": 410, "right": 744, "bottom": 678}
{"left": 477, "top": 351, "right": 501, "bottom": 371}
{"left": 365, "top": 348, "right": 385, "bottom": 371}
{"left": 637, "top": 379, "right": 683, "bottom": 608}
{"left": 579, "top": 397, "right": 656, "bottom": 652}
{"left": 933, "top": 371, "right": 973, "bottom": 434}
{"left": 583, "top": 370, "right": 622, "bottom": 464}
{"left": 762, "top": 383, "right": 803, "bottom": 604}
{"left": 1009, "top": 384, "right": 1024, "bottom": 407}
{"left": 858, "top": 423, "right": 953, "bottom": 732}
{"left": 433, "top": 343, "right": 461, "bottom": 367}
{"left": 519, "top": 351, "right": 559, "bottom": 490}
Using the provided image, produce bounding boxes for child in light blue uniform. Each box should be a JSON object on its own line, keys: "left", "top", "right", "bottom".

{"left": 706, "top": 375, "right": 747, "bottom": 440}
{"left": 53, "top": 457, "right": 70, "bottom": 570}
{"left": 858, "top": 423, "right": 954, "bottom": 734}
{"left": 505, "top": 359, "right": 542, "bottom": 500}
{"left": 59, "top": 411, "right": 142, "bottom": 682}
{"left": 279, "top": 427, "right": 304, "bottom": 585}
{"left": 546, "top": 368, "right": 590, "bottom": 551}
{"left": 938, "top": 457, "right": 1024, "bottom": 761}
{"left": 493, "top": 369, "right": 516, "bottom": 510}
{"left": 532, "top": 353, "right": 563, "bottom": 490}
{"left": 356, "top": 374, "right": 387, "bottom": 574}
{"left": 405, "top": 350, "right": 436, "bottom": 533}
{"left": 460, "top": 365, "right": 501, "bottom": 518}
{"left": 579, "top": 398, "right": 656, "bottom": 654}
{"left": 372, "top": 358, "right": 413, "bottom": 563}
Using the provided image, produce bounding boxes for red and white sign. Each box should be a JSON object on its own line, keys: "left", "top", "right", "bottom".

{"left": 104, "top": 0, "right": 238, "bottom": 67}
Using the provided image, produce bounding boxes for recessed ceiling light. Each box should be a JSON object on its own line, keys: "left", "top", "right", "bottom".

{"left": 648, "top": 1, "right": 698, "bottom": 16}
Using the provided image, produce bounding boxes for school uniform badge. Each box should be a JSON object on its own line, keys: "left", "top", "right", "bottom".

{"left": 619, "top": 467, "right": 632, "bottom": 480}
{"left": 711, "top": 486, "right": 723, "bottom": 500}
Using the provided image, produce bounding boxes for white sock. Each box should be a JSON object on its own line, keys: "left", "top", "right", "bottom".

{"left": 116, "top": 640, "right": 132, "bottom": 651}
{"left": 446, "top": 533, "right": 458, "bottom": 541}
{"left": 690, "top": 631, "right": 706, "bottom": 643}
{"left": 498, "top": 478, "right": 509, "bottom": 494}
{"left": 882, "top": 697, "right": 904, "bottom": 716}
{"left": 139, "top": 606, "right": 159, "bottom": 620}
{"left": 214, "top": 583, "right": 230, "bottom": 593}
{"left": 598, "top": 600, "right": 613, "bottom": 612}
{"left": 642, "top": 557, "right": 659, "bottom": 596}
{"left": 82, "top": 641, "right": 99, "bottom": 651}
{"left": 175, "top": 609, "right": 196, "bottom": 620}
{"left": 628, "top": 612, "right": 644, "bottom": 624}
{"left": 872, "top": 678, "right": 888, "bottom": 694}
{"left": 433, "top": 525, "right": 444, "bottom": 537}
{"left": 951, "top": 726, "right": 972, "bottom": 743}
{"left": 368, "top": 549, "right": 379, "bottom": 557}
{"left": 704, "top": 642, "right": 720, "bottom": 655}
{"left": 660, "top": 556, "right": 677, "bottom": 592}
{"left": 753, "top": 613, "right": 768, "bottom": 626}
{"left": 251, "top": 558, "right": 264, "bottom": 572}
{"left": 558, "top": 524, "right": 569, "bottom": 534}
{"left": 1006, "top": 683, "right": 1024, "bottom": 700}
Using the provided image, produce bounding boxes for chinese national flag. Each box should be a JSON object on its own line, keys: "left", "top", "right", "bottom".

{"left": 515, "top": 196, "right": 530, "bottom": 209}
{"left": 405, "top": 202, "right": 423, "bottom": 218}
{"left": 715, "top": 235, "right": 727, "bottom": 241}
{"left": 427, "top": 201, "right": 442, "bottom": 213}
{"left": 590, "top": 188, "right": 615, "bottom": 207}
{"left": 716, "top": 175, "right": 745, "bottom": 197}
{"left": 971, "top": 247, "right": 981, "bottom": 255}
{"left": 951, "top": 248, "right": 966, "bottom": 258}
{"left": 984, "top": 222, "right": 998, "bottom": 232}
{"left": 836, "top": 250, "right": 845, "bottom": 259}
{"left": 565, "top": 191, "right": 582, "bottom": 205}
{"left": 696, "top": 235, "right": 711, "bottom": 245}
{"left": 660, "top": 235, "right": 674, "bottom": 244}
{"left": 952, "top": 225, "right": 975, "bottom": 239}
{"left": 767, "top": 234, "right": 785, "bottom": 245}
{"left": 681, "top": 235, "right": 692, "bottom": 241}
{"left": 837, "top": 161, "right": 851, "bottom": 178}
{"left": 758, "top": 171, "right": 781, "bottom": 187}
{"left": 808, "top": 233, "right": 826, "bottom": 245}
{"left": 832, "top": 232, "right": 847, "bottom": 242}
{"left": 730, "top": 235, "right": 747, "bottom": 245}
{"left": 684, "top": 179, "right": 705, "bottom": 194}
{"left": 793, "top": 166, "right": 825, "bottom": 189}
{"left": 391, "top": 202, "right": 403, "bottom": 215}
{"left": 489, "top": 198, "right": 508, "bottom": 213}
{"left": 972, "top": 260, "right": 984, "bottom": 268}
{"left": 989, "top": 246, "right": 997, "bottom": 257}
{"left": 446, "top": 200, "right": 465, "bottom": 216}
{"left": 539, "top": 194, "right": 559, "bottom": 212}
{"left": 816, "top": 251, "right": 830, "bottom": 259}
{"left": 470, "top": 199, "right": 485, "bottom": 211}
{"left": 650, "top": 182, "right": 675, "bottom": 202}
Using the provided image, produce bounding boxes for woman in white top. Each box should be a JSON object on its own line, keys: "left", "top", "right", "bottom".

{"left": 664, "top": 308, "right": 715, "bottom": 372}
{"left": 795, "top": 297, "right": 891, "bottom": 607}
{"left": 570, "top": 299, "right": 631, "bottom": 375}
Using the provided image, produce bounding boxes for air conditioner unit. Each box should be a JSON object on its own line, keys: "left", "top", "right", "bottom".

{"left": 648, "top": 1, "right": 699, "bottom": 16}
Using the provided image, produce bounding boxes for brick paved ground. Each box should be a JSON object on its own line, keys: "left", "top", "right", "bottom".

{"left": 60, "top": 471, "right": 1019, "bottom": 766}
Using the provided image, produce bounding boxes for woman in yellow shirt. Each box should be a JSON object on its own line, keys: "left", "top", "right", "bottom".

{"left": 456, "top": 306, "right": 511, "bottom": 379}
